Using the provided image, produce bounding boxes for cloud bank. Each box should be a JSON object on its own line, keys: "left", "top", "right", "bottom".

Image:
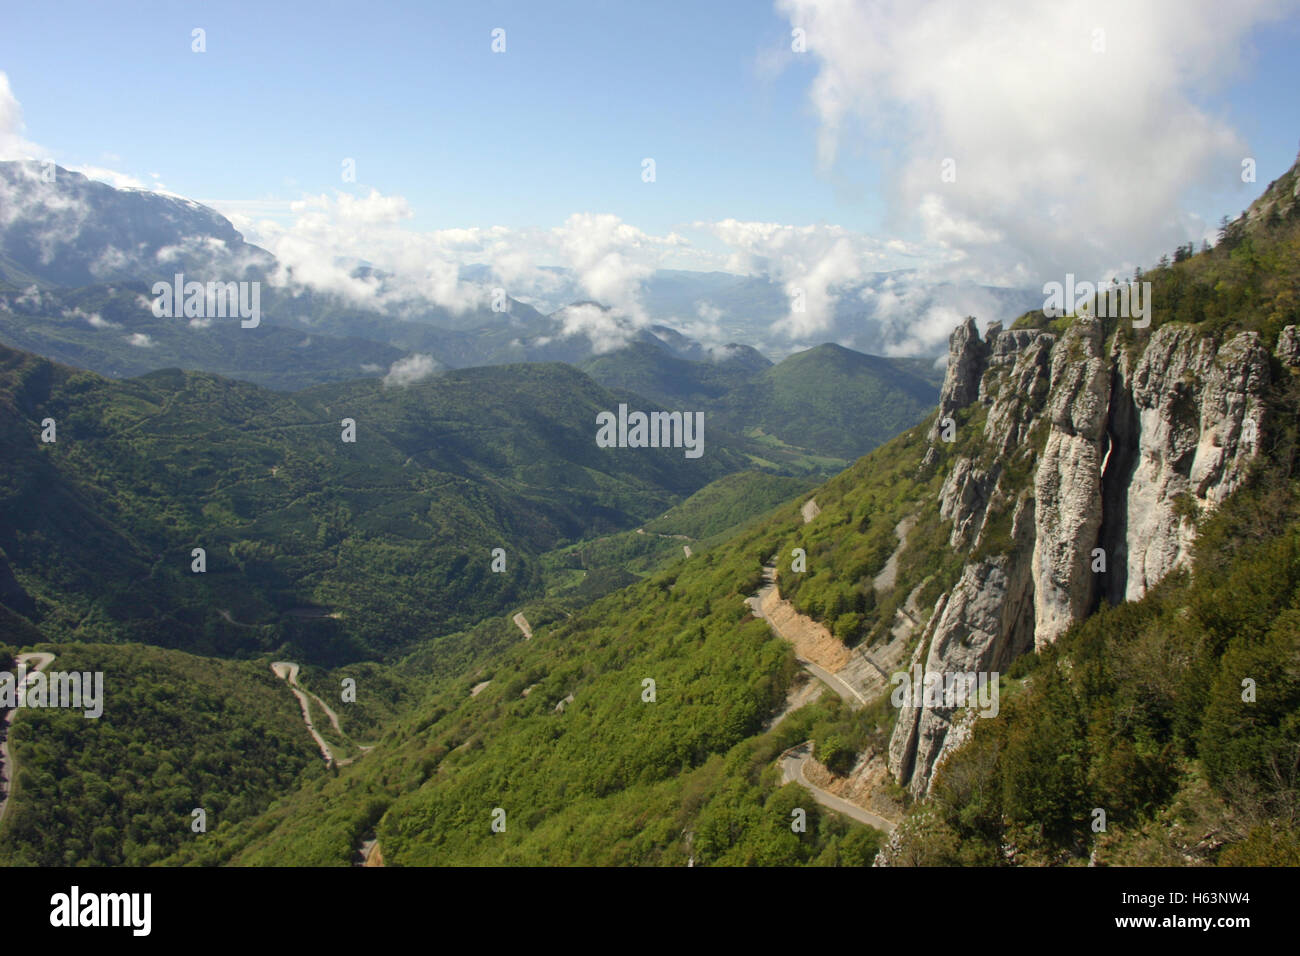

{"left": 774, "top": 0, "right": 1297, "bottom": 284}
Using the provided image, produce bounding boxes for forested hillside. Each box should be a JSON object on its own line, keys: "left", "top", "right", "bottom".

{"left": 148, "top": 177, "right": 1300, "bottom": 868}
{"left": 2, "top": 154, "right": 1297, "bottom": 871}
{"left": 0, "top": 642, "right": 324, "bottom": 866}
{"left": 582, "top": 340, "right": 941, "bottom": 462}
{"left": 0, "top": 347, "right": 746, "bottom": 663}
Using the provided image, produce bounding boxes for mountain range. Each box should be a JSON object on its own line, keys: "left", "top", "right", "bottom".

{"left": 2, "top": 150, "right": 1297, "bottom": 869}
{"left": 0, "top": 161, "right": 1033, "bottom": 388}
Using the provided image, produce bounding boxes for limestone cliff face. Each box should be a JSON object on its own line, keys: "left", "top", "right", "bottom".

{"left": 926, "top": 317, "right": 989, "bottom": 454}
{"left": 888, "top": 495, "right": 1036, "bottom": 790}
{"left": 1120, "top": 326, "right": 1270, "bottom": 599}
{"left": 1032, "top": 319, "right": 1111, "bottom": 647}
{"left": 888, "top": 318, "right": 1292, "bottom": 796}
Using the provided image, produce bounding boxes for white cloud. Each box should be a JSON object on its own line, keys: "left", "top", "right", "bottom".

{"left": 774, "top": 0, "right": 1298, "bottom": 282}
{"left": 126, "top": 332, "right": 154, "bottom": 348}
{"left": 0, "top": 73, "right": 39, "bottom": 161}
{"left": 240, "top": 191, "right": 491, "bottom": 314}
{"left": 706, "top": 343, "right": 751, "bottom": 362}
{"left": 65, "top": 164, "right": 147, "bottom": 190}
{"left": 382, "top": 353, "right": 438, "bottom": 387}
{"left": 694, "top": 219, "right": 943, "bottom": 338}
{"left": 225, "top": 195, "right": 1019, "bottom": 355}
{"left": 63, "top": 307, "right": 118, "bottom": 329}
{"left": 696, "top": 302, "right": 723, "bottom": 323}
{"left": 553, "top": 302, "right": 636, "bottom": 354}
{"left": 225, "top": 196, "right": 704, "bottom": 323}
{"left": 0, "top": 161, "right": 93, "bottom": 259}
{"left": 553, "top": 213, "right": 685, "bottom": 322}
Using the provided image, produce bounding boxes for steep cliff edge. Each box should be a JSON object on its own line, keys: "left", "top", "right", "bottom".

{"left": 889, "top": 313, "right": 1289, "bottom": 796}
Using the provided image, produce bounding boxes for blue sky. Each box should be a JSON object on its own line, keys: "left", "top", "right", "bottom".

{"left": 1, "top": 1, "right": 837, "bottom": 234}
{"left": 3, "top": 1, "right": 1300, "bottom": 352}
{"left": 5, "top": 1, "right": 1295, "bottom": 235}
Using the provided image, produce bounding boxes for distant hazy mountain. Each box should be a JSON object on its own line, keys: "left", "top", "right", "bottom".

{"left": 0, "top": 161, "right": 274, "bottom": 288}
{"left": 1, "top": 163, "right": 1039, "bottom": 384}
{"left": 581, "top": 339, "right": 941, "bottom": 461}
{"left": 0, "top": 163, "right": 673, "bottom": 376}
{"left": 0, "top": 283, "right": 412, "bottom": 390}
{"left": 638, "top": 268, "right": 1042, "bottom": 360}
{"left": 466, "top": 264, "right": 1041, "bottom": 361}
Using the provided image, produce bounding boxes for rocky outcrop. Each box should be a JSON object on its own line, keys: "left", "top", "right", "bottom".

{"left": 939, "top": 458, "right": 995, "bottom": 550}
{"left": 890, "top": 317, "right": 1277, "bottom": 796}
{"left": 889, "top": 494, "right": 1036, "bottom": 795}
{"left": 1277, "top": 325, "right": 1300, "bottom": 368}
{"left": 1120, "top": 325, "right": 1269, "bottom": 598}
{"left": 1032, "top": 318, "right": 1111, "bottom": 647}
{"left": 928, "top": 317, "right": 989, "bottom": 443}
{"left": 981, "top": 328, "right": 1054, "bottom": 456}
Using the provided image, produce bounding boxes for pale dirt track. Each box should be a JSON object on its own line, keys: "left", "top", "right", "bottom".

{"left": 745, "top": 567, "right": 902, "bottom": 834}
{"left": 271, "top": 661, "right": 337, "bottom": 765}
{"left": 873, "top": 514, "right": 918, "bottom": 593}
{"left": 746, "top": 566, "right": 864, "bottom": 707}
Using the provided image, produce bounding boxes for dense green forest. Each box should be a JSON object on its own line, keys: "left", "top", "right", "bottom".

{"left": 160, "top": 521, "right": 887, "bottom": 866}
{"left": 0, "top": 643, "right": 323, "bottom": 866}
{"left": 0, "top": 349, "right": 754, "bottom": 663}
{"left": 0, "top": 461, "right": 846, "bottom": 867}
{"left": 641, "top": 470, "right": 818, "bottom": 540}
{"left": 582, "top": 340, "right": 940, "bottom": 462}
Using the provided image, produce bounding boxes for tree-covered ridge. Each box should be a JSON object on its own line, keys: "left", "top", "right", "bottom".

{"left": 0, "top": 346, "right": 747, "bottom": 663}
{"left": 127, "top": 385, "right": 958, "bottom": 867}
{"left": 532, "top": 471, "right": 817, "bottom": 608}
{"left": 152, "top": 414, "right": 960, "bottom": 866}
{"left": 639, "top": 471, "right": 816, "bottom": 540}
{"left": 0, "top": 642, "right": 323, "bottom": 866}
{"left": 582, "top": 340, "right": 941, "bottom": 463}
{"left": 160, "top": 515, "right": 890, "bottom": 866}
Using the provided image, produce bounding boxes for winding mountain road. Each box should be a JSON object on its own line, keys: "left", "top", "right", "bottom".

{"left": 744, "top": 567, "right": 897, "bottom": 834}
{"left": 746, "top": 567, "right": 868, "bottom": 709}
{"left": 271, "top": 661, "right": 337, "bottom": 766}
{"left": 780, "top": 741, "right": 895, "bottom": 833}
{"left": 0, "top": 652, "right": 56, "bottom": 827}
